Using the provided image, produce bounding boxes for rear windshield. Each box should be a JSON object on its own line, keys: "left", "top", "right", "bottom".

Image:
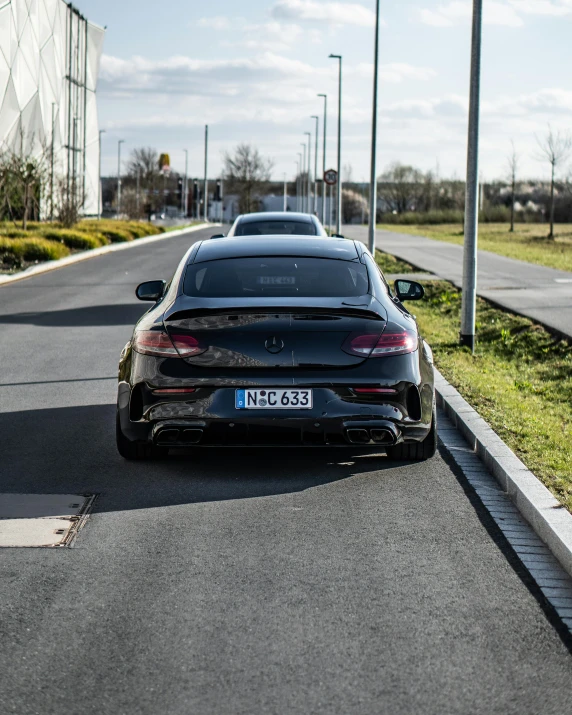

{"left": 234, "top": 220, "right": 317, "bottom": 236}
{"left": 183, "top": 257, "right": 369, "bottom": 298}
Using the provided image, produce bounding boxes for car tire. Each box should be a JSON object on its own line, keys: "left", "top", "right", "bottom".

{"left": 116, "top": 412, "right": 167, "bottom": 461}
{"left": 386, "top": 404, "right": 437, "bottom": 462}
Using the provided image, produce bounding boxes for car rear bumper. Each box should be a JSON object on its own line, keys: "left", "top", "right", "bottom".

{"left": 118, "top": 382, "right": 433, "bottom": 448}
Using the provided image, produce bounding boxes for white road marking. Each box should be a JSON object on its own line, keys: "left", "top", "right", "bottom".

{"left": 0, "top": 493, "right": 94, "bottom": 547}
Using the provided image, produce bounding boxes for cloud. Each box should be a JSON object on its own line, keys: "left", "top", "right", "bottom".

{"left": 417, "top": 0, "right": 572, "bottom": 26}
{"left": 354, "top": 62, "right": 437, "bottom": 83}
{"left": 197, "top": 16, "right": 231, "bottom": 30}
{"left": 271, "top": 0, "right": 378, "bottom": 27}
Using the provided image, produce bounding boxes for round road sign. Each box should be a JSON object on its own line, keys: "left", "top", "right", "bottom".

{"left": 324, "top": 169, "right": 338, "bottom": 185}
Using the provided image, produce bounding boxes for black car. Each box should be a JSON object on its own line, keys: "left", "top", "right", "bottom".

{"left": 221, "top": 211, "right": 328, "bottom": 238}
{"left": 117, "top": 237, "right": 436, "bottom": 460}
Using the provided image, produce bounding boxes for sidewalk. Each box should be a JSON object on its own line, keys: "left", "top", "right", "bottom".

{"left": 344, "top": 225, "right": 572, "bottom": 341}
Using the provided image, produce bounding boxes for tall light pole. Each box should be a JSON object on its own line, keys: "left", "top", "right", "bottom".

{"left": 300, "top": 142, "right": 307, "bottom": 212}
{"left": 460, "top": 0, "right": 483, "bottom": 353}
{"left": 317, "top": 93, "right": 327, "bottom": 225}
{"left": 182, "top": 149, "right": 188, "bottom": 217}
{"left": 97, "top": 129, "right": 105, "bottom": 220}
{"left": 50, "top": 103, "right": 56, "bottom": 222}
{"left": 368, "top": 0, "right": 381, "bottom": 254}
{"left": 117, "top": 139, "right": 124, "bottom": 219}
{"left": 203, "top": 125, "right": 208, "bottom": 222}
{"left": 329, "top": 54, "right": 342, "bottom": 234}
{"left": 283, "top": 172, "right": 288, "bottom": 211}
{"left": 311, "top": 115, "right": 319, "bottom": 215}
{"left": 304, "top": 131, "right": 311, "bottom": 215}
{"left": 296, "top": 154, "right": 302, "bottom": 212}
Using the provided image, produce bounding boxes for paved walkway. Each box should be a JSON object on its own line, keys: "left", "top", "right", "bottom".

{"left": 344, "top": 225, "right": 572, "bottom": 340}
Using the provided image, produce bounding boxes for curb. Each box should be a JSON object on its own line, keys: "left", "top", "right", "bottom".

{"left": 0, "top": 223, "right": 213, "bottom": 287}
{"left": 435, "top": 368, "right": 572, "bottom": 579}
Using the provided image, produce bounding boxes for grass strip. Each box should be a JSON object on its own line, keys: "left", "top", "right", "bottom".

{"left": 408, "top": 277, "right": 572, "bottom": 511}
{"left": 378, "top": 223, "right": 572, "bottom": 273}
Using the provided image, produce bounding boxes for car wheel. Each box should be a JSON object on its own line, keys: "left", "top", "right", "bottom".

{"left": 116, "top": 412, "right": 167, "bottom": 461}
{"left": 386, "top": 404, "right": 437, "bottom": 462}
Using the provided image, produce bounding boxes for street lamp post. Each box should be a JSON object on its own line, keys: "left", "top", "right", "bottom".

{"left": 117, "top": 139, "right": 124, "bottom": 219}
{"left": 329, "top": 54, "right": 342, "bottom": 234}
{"left": 203, "top": 125, "right": 208, "bottom": 222}
{"left": 311, "top": 115, "right": 319, "bottom": 215}
{"left": 317, "top": 93, "right": 327, "bottom": 225}
{"left": 97, "top": 129, "right": 105, "bottom": 221}
{"left": 460, "top": 0, "right": 483, "bottom": 353}
{"left": 304, "top": 131, "right": 311, "bottom": 215}
{"left": 297, "top": 154, "right": 302, "bottom": 212}
{"left": 300, "top": 143, "right": 307, "bottom": 212}
{"left": 368, "top": 0, "right": 381, "bottom": 254}
{"left": 183, "top": 149, "right": 188, "bottom": 217}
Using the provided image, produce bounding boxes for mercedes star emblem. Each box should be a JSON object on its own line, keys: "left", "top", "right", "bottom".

{"left": 265, "top": 336, "right": 284, "bottom": 354}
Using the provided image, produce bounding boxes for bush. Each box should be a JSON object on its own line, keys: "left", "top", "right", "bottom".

{"left": 0, "top": 237, "right": 70, "bottom": 262}
{"left": 98, "top": 228, "right": 133, "bottom": 243}
{"left": 40, "top": 228, "right": 107, "bottom": 250}
{"left": 380, "top": 210, "right": 464, "bottom": 225}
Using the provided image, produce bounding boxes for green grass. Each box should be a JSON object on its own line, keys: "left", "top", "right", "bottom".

{"left": 0, "top": 236, "right": 70, "bottom": 263}
{"left": 378, "top": 223, "right": 572, "bottom": 273}
{"left": 410, "top": 277, "right": 572, "bottom": 511}
{"left": 375, "top": 250, "right": 420, "bottom": 275}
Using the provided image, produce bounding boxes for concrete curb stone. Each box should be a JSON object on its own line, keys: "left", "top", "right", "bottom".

{"left": 435, "top": 368, "right": 572, "bottom": 579}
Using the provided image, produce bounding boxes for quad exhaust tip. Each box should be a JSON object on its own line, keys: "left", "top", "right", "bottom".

{"left": 155, "top": 427, "right": 203, "bottom": 446}
{"left": 346, "top": 426, "right": 398, "bottom": 446}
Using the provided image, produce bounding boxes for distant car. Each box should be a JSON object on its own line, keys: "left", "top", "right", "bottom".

{"left": 116, "top": 236, "right": 436, "bottom": 461}
{"left": 221, "top": 212, "right": 328, "bottom": 238}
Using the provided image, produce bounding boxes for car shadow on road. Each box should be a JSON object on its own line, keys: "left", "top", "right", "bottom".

{"left": 0, "top": 303, "right": 147, "bottom": 327}
{"left": 0, "top": 404, "right": 396, "bottom": 514}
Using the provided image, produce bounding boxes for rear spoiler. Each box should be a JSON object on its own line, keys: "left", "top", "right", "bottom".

{"left": 166, "top": 305, "right": 385, "bottom": 323}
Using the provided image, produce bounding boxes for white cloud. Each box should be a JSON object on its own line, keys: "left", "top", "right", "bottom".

{"left": 417, "top": 0, "right": 572, "bottom": 26}
{"left": 354, "top": 62, "right": 437, "bottom": 83}
{"left": 271, "top": 0, "right": 378, "bottom": 27}
{"left": 197, "top": 16, "right": 231, "bottom": 30}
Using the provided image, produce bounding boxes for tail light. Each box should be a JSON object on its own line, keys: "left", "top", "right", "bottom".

{"left": 133, "top": 330, "right": 205, "bottom": 358}
{"left": 342, "top": 323, "right": 417, "bottom": 358}
{"left": 353, "top": 387, "right": 398, "bottom": 394}
{"left": 152, "top": 387, "right": 196, "bottom": 395}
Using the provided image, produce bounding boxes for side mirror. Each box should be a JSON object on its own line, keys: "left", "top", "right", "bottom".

{"left": 210, "top": 233, "right": 225, "bottom": 239}
{"left": 331, "top": 233, "right": 345, "bottom": 239}
{"left": 394, "top": 279, "right": 424, "bottom": 301}
{"left": 136, "top": 280, "right": 166, "bottom": 302}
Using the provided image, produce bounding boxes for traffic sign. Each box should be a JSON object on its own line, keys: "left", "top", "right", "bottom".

{"left": 324, "top": 169, "right": 338, "bottom": 186}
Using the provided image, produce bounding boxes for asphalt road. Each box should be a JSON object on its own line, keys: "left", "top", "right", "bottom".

{"left": 1, "top": 226, "right": 572, "bottom": 715}
{"left": 344, "top": 225, "right": 572, "bottom": 340}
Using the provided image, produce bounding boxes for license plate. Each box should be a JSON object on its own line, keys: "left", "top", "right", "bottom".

{"left": 235, "top": 389, "right": 312, "bottom": 410}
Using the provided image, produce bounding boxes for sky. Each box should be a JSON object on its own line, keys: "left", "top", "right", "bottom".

{"left": 80, "top": 0, "right": 572, "bottom": 183}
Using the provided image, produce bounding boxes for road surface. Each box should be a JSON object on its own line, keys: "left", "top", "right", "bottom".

{"left": 344, "top": 225, "right": 572, "bottom": 340}
{"left": 1, "top": 226, "right": 571, "bottom": 714}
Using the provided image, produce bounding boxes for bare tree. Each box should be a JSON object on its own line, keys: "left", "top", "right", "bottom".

{"left": 223, "top": 143, "right": 273, "bottom": 214}
{"left": 507, "top": 141, "right": 519, "bottom": 233}
{"left": 535, "top": 125, "right": 572, "bottom": 239}
{"left": 379, "top": 162, "right": 425, "bottom": 213}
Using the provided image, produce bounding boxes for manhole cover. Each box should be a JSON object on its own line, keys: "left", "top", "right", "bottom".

{"left": 0, "top": 493, "right": 96, "bottom": 547}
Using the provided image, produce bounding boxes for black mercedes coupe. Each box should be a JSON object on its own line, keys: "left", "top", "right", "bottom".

{"left": 117, "top": 237, "right": 436, "bottom": 460}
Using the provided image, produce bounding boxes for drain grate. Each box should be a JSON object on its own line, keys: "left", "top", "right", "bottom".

{"left": 0, "top": 493, "right": 97, "bottom": 547}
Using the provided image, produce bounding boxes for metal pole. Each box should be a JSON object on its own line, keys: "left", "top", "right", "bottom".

{"left": 329, "top": 183, "right": 333, "bottom": 234}
{"left": 283, "top": 172, "right": 287, "bottom": 211}
{"left": 329, "top": 54, "right": 342, "bottom": 233}
{"left": 460, "top": 0, "right": 483, "bottom": 352}
{"left": 304, "top": 131, "right": 311, "bottom": 214}
{"left": 97, "top": 128, "right": 105, "bottom": 220}
{"left": 368, "top": 0, "right": 381, "bottom": 254}
{"left": 183, "top": 149, "right": 188, "bottom": 216}
{"left": 203, "top": 125, "right": 208, "bottom": 221}
{"left": 296, "top": 155, "right": 302, "bottom": 211}
{"left": 318, "top": 93, "right": 327, "bottom": 225}
{"left": 50, "top": 103, "right": 55, "bottom": 221}
{"left": 301, "top": 143, "right": 306, "bottom": 212}
{"left": 117, "top": 139, "right": 124, "bottom": 218}
{"left": 311, "top": 115, "right": 319, "bottom": 215}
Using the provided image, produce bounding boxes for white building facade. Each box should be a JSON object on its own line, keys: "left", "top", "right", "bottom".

{"left": 0, "top": 0, "right": 104, "bottom": 215}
